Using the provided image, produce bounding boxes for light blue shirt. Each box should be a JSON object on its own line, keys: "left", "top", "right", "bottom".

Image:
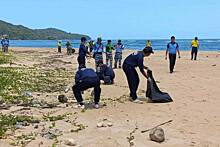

{"left": 115, "top": 44, "right": 124, "bottom": 53}
{"left": 93, "top": 43, "right": 104, "bottom": 53}
{"left": 167, "top": 42, "right": 179, "bottom": 54}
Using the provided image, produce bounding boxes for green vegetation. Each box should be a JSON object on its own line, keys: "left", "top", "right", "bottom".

{"left": 0, "top": 20, "right": 91, "bottom": 40}
{"left": 0, "top": 51, "right": 12, "bottom": 64}
{"left": 0, "top": 64, "right": 73, "bottom": 104}
{"left": 0, "top": 114, "right": 39, "bottom": 138}
{"left": 43, "top": 113, "right": 67, "bottom": 122}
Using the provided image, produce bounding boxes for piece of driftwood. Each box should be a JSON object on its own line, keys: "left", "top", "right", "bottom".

{"left": 141, "top": 120, "right": 173, "bottom": 133}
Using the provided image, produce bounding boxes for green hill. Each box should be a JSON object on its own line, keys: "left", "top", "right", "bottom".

{"left": 0, "top": 20, "right": 91, "bottom": 40}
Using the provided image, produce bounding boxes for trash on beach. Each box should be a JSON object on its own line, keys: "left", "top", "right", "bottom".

{"left": 22, "top": 91, "right": 33, "bottom": 97}
{"left": 149, "top": 127, "right": 165, "bottom": 143}
{"left": 146, "top": 70, "right": 173, "bottom": 103}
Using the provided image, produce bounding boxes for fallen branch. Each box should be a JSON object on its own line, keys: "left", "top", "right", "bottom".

{"left": 141, "top": 120, "right": 173, "bottom": 133}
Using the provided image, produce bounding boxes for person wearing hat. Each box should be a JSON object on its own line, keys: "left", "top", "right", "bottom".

{"left": 165, "top": 36, "right": 181, "bottom": 73}
{"left": 191, "top": 37, "right": 199, "bottom": 60}
{"left": 57, "top": 40, "right": 62, "bottom": 53}
{"left": 93, "top": 37, "right": 104, "bottom": 68}
{"left": 114, "top": 40, "right": 125, "bottom": 68}
{"left": 123, "top": 47, "right": 154, "bottom": 104}
{"left": 77, "top": 37, "right": 90, "bottom": 69}
{"left": 72, "top": 67, "right": 101, "bottom": 109}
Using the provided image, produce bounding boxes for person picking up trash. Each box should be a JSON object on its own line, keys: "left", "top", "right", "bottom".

{"left": 123, "top": 47, "right": 154, "bottom": 104}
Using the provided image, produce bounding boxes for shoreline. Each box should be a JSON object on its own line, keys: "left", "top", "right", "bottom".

{"left": 8, "top": 47, "right": 220, "bottom": 52}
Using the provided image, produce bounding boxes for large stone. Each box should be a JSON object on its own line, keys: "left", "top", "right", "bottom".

{"left": 149, "top": 127, "right": 165, "bottom": 143}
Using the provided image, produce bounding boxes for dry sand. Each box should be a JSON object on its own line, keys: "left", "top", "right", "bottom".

{"left": 0, "top": 47, "right": 220, "bottom": 147}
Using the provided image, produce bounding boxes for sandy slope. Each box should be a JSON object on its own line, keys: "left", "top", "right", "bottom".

{"left": 0, "top": 47, "right": 220, "bottom": 147}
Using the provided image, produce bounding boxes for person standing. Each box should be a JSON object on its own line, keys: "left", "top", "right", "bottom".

{"left": 77, "top": 37, "right": 90, "bottom": 69}
{"left": 146, "top": 40, "right": 152, "bottom": 48}
{"left": 105, "top": 40, "right": 114, "bottom": 67}
{"left": 89, "top": 40, "right": 94, "bottom": 53}
{"left": 1, "top": 36, "right": 9, "bottom": 53}
{"left": 165, "top": 36, "right": 181, "bottom": 73}
{"left": 123, "top": 47, "right": 154, "bottom": 103}
{"left": 114, "top": 40, "right": 124, "bottom": 68}
{"left": 72, "top": 67, "right": 101, "bottom": 109}
{"left": 93, "top": 37, "right": 104, "bottom": 68}
{"left": 191, "top": 37, "right": 199, "bottom": 60}
{"left": 57, "top": 40, "right": 62, "bottom": 53}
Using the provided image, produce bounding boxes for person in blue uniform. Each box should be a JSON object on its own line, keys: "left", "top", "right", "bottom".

{"left": 93, "top": 37, "right": 104, "bottom": 68}
{"left": 1, "top": 36, "right": 9, "bottom": 53}
{"left": 77, "top": 37, "right": 90, "bottom": 69}
{"left": 165, "top": 36, "right": 181, "bottom": 73}
{"left": 123, "top": 47, "right": 154, "bottom": 104}
{"left": 72, "top": 67, "right": 101, "bottom": 109}
{"left": 96, "top": 61, "right": 115, "bottom": 85}
{"left": 114, "top": 40, "right": 124, "bottom": 68}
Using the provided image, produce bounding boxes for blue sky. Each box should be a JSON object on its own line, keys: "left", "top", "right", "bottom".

{"left": 1, "top": 0, "right": 220, "bottom": 39}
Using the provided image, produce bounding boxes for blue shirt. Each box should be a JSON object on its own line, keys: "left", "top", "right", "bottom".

{"left": 115, "top": 43, "right": 124, "bottom": 53}
{"left": 93, "top": 43, "right": 104, "bottom": 53}
{"left": 1, "top": 39, "right": 9, "bottom": 46}
{"left": 123, "top": 52, "right": 145, "bottom": 73}
{"left": 78, "top": 44, "right": 88, "bottom": 57}
{"left": 75, "top": 68, "right": 98, "bottom": 83}
{"left": 167, "top": 42, "right": 179, "bottom": 54}
{"left": 99, "top": 64, "right": 115, "bottom": 78}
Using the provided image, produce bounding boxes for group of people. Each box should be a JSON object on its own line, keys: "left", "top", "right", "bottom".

{"left": 57, "top": 40, "right": 75, "bottom": 55}
{"left": 1, "top": 35, "right": 9, "bottom": 53}
{"left": 71, "top": 36, "right": 200, "bottom": 109}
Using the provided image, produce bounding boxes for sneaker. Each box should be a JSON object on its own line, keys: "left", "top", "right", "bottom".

{"left": 94, "top": 104, "right": 99, "bottom": 109}
{"left": 75, "top": 104, "right": 85, "bottom": 109}
{"left": 131, "top": 99, "right": 144, "bottom": 104}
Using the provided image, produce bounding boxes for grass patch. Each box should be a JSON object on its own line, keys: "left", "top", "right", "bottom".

{"left": 0, "top": 66, "right": 73, "bottom": 104}
{"left": 0, "top": 114, "right": 39, "bottom": 138}
{"left": 0, "top": 51, "right": 12, "bottom": 64}
{"left": 43, "top": 113, "right": 68, "bottom": 122}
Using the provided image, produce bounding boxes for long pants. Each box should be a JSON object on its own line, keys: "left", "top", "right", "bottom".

{"left": 169, "top": 54, "right": 176, "bottom": 73}
{"left": 94, "top": 53, "right": 103, "bottom": 68}
{"left": 67, "top": 48, "right": 72, "bottom": 55}
{"left": 77, "top": 56, "right": 86, "bottom": 69}
{"left": 123, "top": 64, "right": 139, "bottom": 100}
{"left": 3, "top": 46, "right": 8, "bottom": 53}
{"left": 191, "top": 47, "right": 198, "bottom": 60}
{"left": 106, "top": 53, "right": 113, "bottom": 68}
{"left": 114, "top": 52, "right": 122, "bottom": 68}
{"left": 72, "top": 77, "right": 101, "bottom": 105}
{"left": 58, "top": 47, "right": 61, "bottom": 53}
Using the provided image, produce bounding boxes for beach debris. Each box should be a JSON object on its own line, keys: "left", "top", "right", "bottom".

{"left": 15, "top": 121, "right": 29, "bottom": 129}
{"left": 149, "top": 127, "right": 165, "bottom": 143}
{"left": 22, "top": 91, "right": 33, "bottom": 97}
{"left": 141, "top": 120, "right": 173, "bottom": 133}
{"left": 63, "top": 139, "right": 77, "bottom": 146}
{"left": 127, "top": 123, "right": 138, "bottom": 147}
{"left": 29, "top": 98, "right": 43, "bottom": 107}
{"left": 41, "top": 129, "right": 62, "bottom": 140}
{"left": 97, "top": 118, "right": 113, "bottom": 128}
{"left": 212, "top": 64, "right": 217, "bottom": 66}
{"left": 58, "top": 95, "right": 68, "bottom": 103}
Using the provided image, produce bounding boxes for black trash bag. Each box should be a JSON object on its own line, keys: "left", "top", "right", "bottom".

{"left": 146, "top": 70, "right": 173, "bottom": 103}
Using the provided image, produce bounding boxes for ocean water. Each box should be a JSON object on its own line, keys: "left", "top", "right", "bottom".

{"left": 9, "top": 39, "right": 220, "bottom": 51}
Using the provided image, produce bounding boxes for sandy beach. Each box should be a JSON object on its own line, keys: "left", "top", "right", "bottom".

{"left": 0, "top": 47, "right": 220, "bottom": 147}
